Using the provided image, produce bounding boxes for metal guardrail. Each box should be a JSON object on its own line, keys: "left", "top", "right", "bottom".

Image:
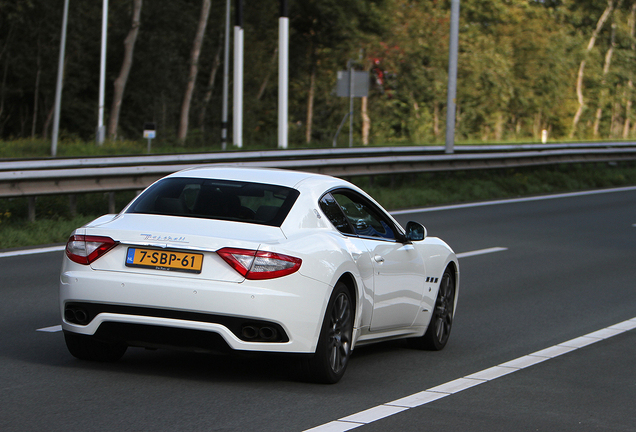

{"left": 1, "top": 143, "right": 636, "bottom": 200}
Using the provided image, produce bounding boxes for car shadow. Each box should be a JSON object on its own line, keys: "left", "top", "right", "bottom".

{"left": 15, "top": 325, "right": 423, "bottom": 385}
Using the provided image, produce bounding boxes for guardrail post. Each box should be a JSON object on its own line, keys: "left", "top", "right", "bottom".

{"left": 28, "top": 197, "right": 36, "bottom": 222}
{"left": 69, "top": 195, "right": 77, "bottom": 217}
{"left": 108, "top": 192, "right": 116, "bottom": 214}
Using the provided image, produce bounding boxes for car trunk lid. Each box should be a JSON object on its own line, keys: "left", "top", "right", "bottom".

{"left": 84, "top": 213, "right": 286, "bottom": 283}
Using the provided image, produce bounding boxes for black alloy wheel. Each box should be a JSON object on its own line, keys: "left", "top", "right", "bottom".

{"left": 409, "top": 265, "right": 456, "bottom": 350}
{"left": 305, "top": 282, "right": 354, "bottom": 384}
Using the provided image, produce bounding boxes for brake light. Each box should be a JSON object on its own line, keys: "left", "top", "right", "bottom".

{"left": 217, "top": 247, "right": 302, "bottom": 280}
{"left": 66, "top": 235, "right": 118, "bottom": 265}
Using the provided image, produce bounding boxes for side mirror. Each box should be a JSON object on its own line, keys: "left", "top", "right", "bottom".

{"left": 405, "top": 221, "right": 426, "bottom": 241}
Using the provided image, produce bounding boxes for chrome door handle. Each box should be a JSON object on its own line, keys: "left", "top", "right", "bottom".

{"left": 374, "top": 255, "right": 385, "bottom": 263}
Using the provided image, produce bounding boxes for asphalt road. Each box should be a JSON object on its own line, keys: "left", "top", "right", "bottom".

{"left": 1, "top": 187, "right": 635, "bottom": 432}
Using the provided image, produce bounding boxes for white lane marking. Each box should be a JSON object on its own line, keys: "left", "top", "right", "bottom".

{"left": 303, "top": 316, "right": 636, "bottom": 432}
{"left": 391, "top": 185, "right": 636, "bottom": 215}
{"left": 36, "top": 325, "right": 62, "bottom": 333}
{"left": 339, "top": 405, "right": 409, "bottom": 425}
{"left": 456, "top": 247, "right": 507, "bottom": 259}
{"left": 0, "top": 245, "right": 65, "bottom": 258}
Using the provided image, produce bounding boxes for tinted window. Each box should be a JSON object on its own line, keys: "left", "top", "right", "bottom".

{"left": 319, "top": 194, "right": 354, "bottom": 235}
{"left": 331, "top": 191, "right": 396, "bottom": 240}
{"left": 127, "top": 177, "right": 299, "bottom": 227}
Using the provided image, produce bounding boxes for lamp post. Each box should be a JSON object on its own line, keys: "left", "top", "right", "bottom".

{"left": 445, "top": 0, "right": 460, "bottom": 154}
{"left": 51, "top": 0, "right": 70, "bottom": 157}
{"left": 97, "top": 0, "right": 108, "bottom": 145}
{"left": 221, "top": 0, "right": 230, "bottom": 150}
{"left": 278, "top": 0, "right": 289, "bottom": 149}
{"left": 233, "top": 0, "right": 243, "bottom": 148}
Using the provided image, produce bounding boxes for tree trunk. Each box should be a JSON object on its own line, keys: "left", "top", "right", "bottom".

{"left": 108, "top": 0, "right": 143, "bottom": 140}
{"left": 198, "top": 30, "right": 224, "bottom": 132}
{"left": 611, "top": 89, "right": 623, "bottom": 137}
{"left": 305, "top": 65, "right": 315, "bottom": 144}
{"left": 624, "top": 4, "right": 636, "bottom": 138}
{"left": 0, "top": 58, "right": 10, "bottom": 136}
{"left": 570, "top": 0, "right": 615, "bottom": 138}
{"left": 31, "top": 53, "right": 41, "bottom": 138}
{"left": 42, "top": 97, "right": 54, "bottom": 139}
{"left": 433, "top": 103, "right": 440, "bottom": 139}
{"left": 594, "top": 23, "right": 616, "bottom": 137}
{"left": 257, "top": 47, "right": 278, "bottom": 101}
{"left": 361, "top": 96, "right": 370, "bottom": 145}
{"left": 177, "top": 0, "right": 211, "bottom": 145}
{"left": 42, "top": 54, "right": 67, "bottom": 139}
{"left": 494, "top": 112, "right": 503, "bottom": 141}
{"left": 533, "top": 111, "right": 542, "bottom": 139}
{"left": 624, "top": 81, "right": 633, "bottom": 138}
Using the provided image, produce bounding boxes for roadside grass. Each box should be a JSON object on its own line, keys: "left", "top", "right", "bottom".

{"left": 355, "top": 162, "right": 636, "bottom": 211}
{"left": 0, "top": 216, "right": 97, "bottom": 250}
{"left": 1, "top": 161, "right": 635, "bottom": 250}
{"left": 0, "top": 191, "right": 138, "bottom": 250}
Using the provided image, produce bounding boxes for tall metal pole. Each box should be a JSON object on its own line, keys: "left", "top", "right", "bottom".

{"left": 51, "top": 0, "right": 70, "bottom": 157}
{"left": 349, "top": 60, "right": 354, "bottom": 148}
{"left": 233, "top": 0, "right": 243, "bottom": 148}
{"left": 221, "top": 0, "right": 230, "bottom": 150}
{"left": 278, "top": 0, "right": 289, "bottom": 149}
{"left": 97, "top": 0, "right": 108, "bottom": 145}
{"left": 445, "top": 0, "right": 460, "bottom": 154}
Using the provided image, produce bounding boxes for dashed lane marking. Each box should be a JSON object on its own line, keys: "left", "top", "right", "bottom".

{"left": 0, "top": 245, "right": 64, "bottom": 258}
{"left": 456, "top": 247, "right": 507, "bottom": 259}
{"left": 36, "top": 325, "right": 62, "bottom": 333}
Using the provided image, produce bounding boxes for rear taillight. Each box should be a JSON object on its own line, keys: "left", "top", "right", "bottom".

{"left": 217, "top": 247, "right": 302, "bottom": 280}
{"left": 66, "top": 235, "right": 118, "bottom": 265}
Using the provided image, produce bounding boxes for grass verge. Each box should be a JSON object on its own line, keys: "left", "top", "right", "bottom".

{"left": 355, "top": 162, "right": 636, "bottom": 210}
{"left": 1, "top": 162, "right": 635, "bottom": 250}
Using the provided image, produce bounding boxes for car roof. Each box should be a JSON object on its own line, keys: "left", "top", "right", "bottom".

{"left": 167, "top": 166, "right": 340, "bottom": 189}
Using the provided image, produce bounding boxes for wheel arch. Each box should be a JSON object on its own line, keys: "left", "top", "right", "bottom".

{"left": 336, "top": 272, "right": 357, "bottom": 312}
{"left": 444, "top": 259, "right": 460, "bottom": 316}
{"left": 335, "top": 271, "right": 366, "bottom": 349}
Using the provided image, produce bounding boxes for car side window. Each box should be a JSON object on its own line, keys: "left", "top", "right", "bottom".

{"left": 319, "top": 193, "right": 354, "bottom": 235}
{"left": 331, "top": 191, "right": 397, "bottom": 241}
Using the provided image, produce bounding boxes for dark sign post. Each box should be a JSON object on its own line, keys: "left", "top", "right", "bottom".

{"left": 143, "top": 122, "right": 156, "bottom": 153}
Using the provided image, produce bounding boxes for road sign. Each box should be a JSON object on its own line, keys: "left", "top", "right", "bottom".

{"left": 143, "top": 122, "right": 156, "bottom": 139}
{"left": 336, "top": 71, "right": 369, "bottom": 98}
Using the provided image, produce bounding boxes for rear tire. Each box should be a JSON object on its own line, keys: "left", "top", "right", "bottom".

{"left": 408, "top": 265, "right": 456, "bottom": 350}
{"left": 64, "top": 331, "right": 127, "bottom": 362}
{"left": 304, "top": 282, "right": 354, "bottom": 384}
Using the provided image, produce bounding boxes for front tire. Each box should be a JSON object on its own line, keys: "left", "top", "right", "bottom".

{"left": 64, "top": 331, "right": 127, "bottom": 362}
{"left": 305, "top": 282, "right": 354, "bottom": 384}
{"left": 409, "top": 265, "right": 456, "bottom": 350}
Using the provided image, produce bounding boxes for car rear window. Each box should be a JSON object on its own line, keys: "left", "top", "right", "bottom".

{"left": 126, "top": 177, "right": 300, "bottom": 227}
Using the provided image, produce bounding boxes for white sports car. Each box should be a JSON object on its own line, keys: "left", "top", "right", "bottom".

{"left": 60, "top": 167, "right": 459, "bottom": 383}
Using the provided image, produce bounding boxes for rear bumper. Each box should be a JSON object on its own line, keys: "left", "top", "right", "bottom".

{"left": 60, "top": 262, "right": 331, "bottom": 354}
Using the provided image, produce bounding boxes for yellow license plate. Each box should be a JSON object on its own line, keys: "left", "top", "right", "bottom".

{"left": 125, "top": 248, "right": 203, "bottom": 273}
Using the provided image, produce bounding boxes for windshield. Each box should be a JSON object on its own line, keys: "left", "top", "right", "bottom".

{"left": 126, "top": 177, "right": 299, "bottom": 227}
